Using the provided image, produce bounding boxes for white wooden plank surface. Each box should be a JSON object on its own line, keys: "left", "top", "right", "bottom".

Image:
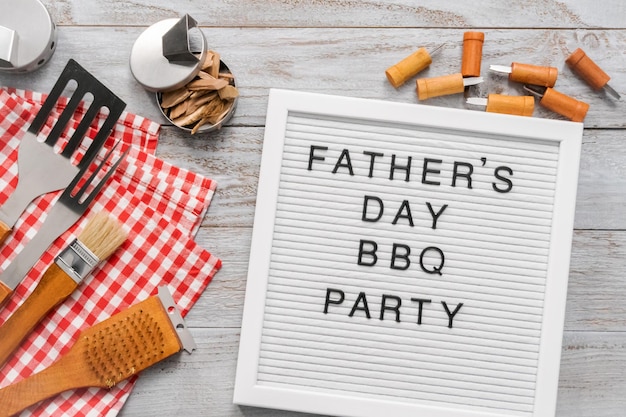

{"left": 119, "top": 329, "right": 626, "bottom": 417}
{"left": 0, "top": 1, "right": 623, "bottom": 416}
{"left": 47, "top": 0, "right": 626, "bottom": 29}
{"left": 1, "top": 27, "right": 625, "bottom": 128}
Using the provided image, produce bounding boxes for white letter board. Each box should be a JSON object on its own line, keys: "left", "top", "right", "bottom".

{"left": 234, "top": 89, "right": 582, "bottom": 417}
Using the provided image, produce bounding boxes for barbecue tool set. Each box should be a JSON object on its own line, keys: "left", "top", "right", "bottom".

{"left": 0, "top": 4, "right": 222, "bottom": 413}
{"left": 0, "top": 59, "right": 198, "bottom": 416}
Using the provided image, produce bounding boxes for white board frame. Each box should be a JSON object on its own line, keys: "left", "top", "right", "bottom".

{"left": 234, "top": 89, "right": 583, "bottom": 417}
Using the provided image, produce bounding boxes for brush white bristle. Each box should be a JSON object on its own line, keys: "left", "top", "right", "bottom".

{"left": 77, "top": 211, "right": 127, "bottom": 260}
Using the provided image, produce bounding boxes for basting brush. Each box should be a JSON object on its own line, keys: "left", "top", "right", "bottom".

{"left": 0, "top": 211, "right": 128, "bottom": 369}
{"left": 0, "top": 287, "right": 195, "bottom": 417}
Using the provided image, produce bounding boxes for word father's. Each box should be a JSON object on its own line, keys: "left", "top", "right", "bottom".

{"left": 308, "top": 144, "right": 516, "bottom": 329}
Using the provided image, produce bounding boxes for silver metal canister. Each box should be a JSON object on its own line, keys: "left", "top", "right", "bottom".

{"left": 129, "top": 15, "right": 238, "bottom": 134}
{"left": 130, "top": 14, "right": 207, "bottom": 93}
{"left": 0, "top": 0, "right": 57, "bottom": 73}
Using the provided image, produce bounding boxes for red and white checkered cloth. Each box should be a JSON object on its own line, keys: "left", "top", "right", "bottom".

{"left": 0, "top": 88, "right": 222, "bottom": 416}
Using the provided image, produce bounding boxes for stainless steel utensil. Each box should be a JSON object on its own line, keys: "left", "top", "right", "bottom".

{"left": 0, "top": 59, "right": 126, "bottom": 245}
{"left": 0, "top": 140, "right": 129, "bottom": 307}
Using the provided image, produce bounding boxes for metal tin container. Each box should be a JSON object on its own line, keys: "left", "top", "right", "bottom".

{"left": 0, "top": 0, "right": 57, "bottom": 73}
{"left": 157, "top": 60, "right": 238, "bottom": 133}
{"left": 130, "top": 14, "right": 237, "bottom": 134}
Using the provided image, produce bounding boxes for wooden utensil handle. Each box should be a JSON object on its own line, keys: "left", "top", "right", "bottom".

{"left": 510, "top": 62, "right": 558, "bottom": 87}
{"left": 540, "top": 88, "right": 589, "bottom": 122}
{"left": 385, "top": 47, "right": 433, "bottom": 88}
{"left": 461, "top": 31, "right": 484, "bottom": 77}
{"left": 416, "top": 73, "right": 464, "bottom": 100}
{"left": 0, "top": 281, "right": 12, "bottom": 309}
{"left": 0, "top": 220, "right": 11, "bottom": 246}
{"left": 0, "top": 264, "right": 78, "bottom": 368}
{"left": 566, "top": 48, "right": 610, "bottom": 90}
{"left": 485, "top": 94, "right": 534, "bottom": 116}
{"left": 0, "top": 350, "right": 90, "bottom": 417}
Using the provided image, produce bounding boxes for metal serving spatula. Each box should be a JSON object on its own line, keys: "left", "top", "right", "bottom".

{"left": 0, "top": 140, "right": 129, "bottom": 307}
{"left": 0, "top": 59, "right": 126, "bottom": 245}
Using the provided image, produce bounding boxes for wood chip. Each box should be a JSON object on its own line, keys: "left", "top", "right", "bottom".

{"left": 172, "top": 103, "right": 210, "bottom": 127}
{"left": 187, "top": 77, "right": 229, "bottom": 91}
{"left": 196, "top": 71, "right": 214, "bottom": 80}
{"left": 209, "top": 106, "right": 231, "bottom": 125}
{"left": 160, "top": 87, "right": 192, "bottom": 108}
{"left": 218, "top": 85, "right": 239, "bottom": 100}
{"left": 169, "top": 100, "right": 189, "bottom": 120}
{"left": 210, "top": 50, "right": 220, "bottom": 78}
{"left": 189, "top": 91, "right": 219, "bottom": 110}
{"left": 191, "top": 117, "right": 211, "bottom": 134}
{"left": 201, "top": 51, "right": 214, "bottom": 70}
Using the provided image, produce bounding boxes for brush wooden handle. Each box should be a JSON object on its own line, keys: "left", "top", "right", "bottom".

{"left": 0, "top": 281, "right": 12, "bottom": 309}
{"left": 0, "top": 344, "right": 94, "bottom": 417}
{"left": 0, "top": 220, "right": 11, "bottom": 246}
{"left": 0, "top": 264, "right": 79, "bottom": 368}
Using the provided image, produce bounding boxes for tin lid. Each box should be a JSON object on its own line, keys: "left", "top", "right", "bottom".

{"left": 130, "top": 15, "right": 207, "bottom": 92}
{"left": 0, "top": 0, "right": 56, "bottom": 73}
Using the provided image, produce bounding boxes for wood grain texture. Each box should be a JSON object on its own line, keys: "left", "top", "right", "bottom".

{"left": 0, "top": 1, "right": 623, "bottom": 416}
{"left": 0, "top": 28, "right": 624, "bottom": 128}
{"left": 43, "top": 0, "right": 626, "bottom": 29}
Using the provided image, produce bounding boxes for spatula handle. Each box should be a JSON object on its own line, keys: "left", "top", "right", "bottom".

{"left": 0, "top": 221, "right": 11, "bottom": 246}
{"left": 0, "top": 347, "right": 91, "bottom": 417}
{"left": 0, "top": 281, "right": 12, "bottom": 309}
{"left": 0, "top": 264, "right": 78, "bottom": 368}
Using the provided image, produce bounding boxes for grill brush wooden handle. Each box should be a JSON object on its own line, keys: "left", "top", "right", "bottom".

{"left": 0, "top": 347, "right": 96, "bottom": 417}
{"left": 0, "top": 264, "right": 78, "bottom": 369}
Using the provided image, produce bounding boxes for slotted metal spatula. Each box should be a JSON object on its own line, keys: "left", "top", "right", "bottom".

{"left": 0, "top": 140, "right": 129, "bottom": 307}
{"left": 0, "top": 59, "right": 126, "bottom": 245}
